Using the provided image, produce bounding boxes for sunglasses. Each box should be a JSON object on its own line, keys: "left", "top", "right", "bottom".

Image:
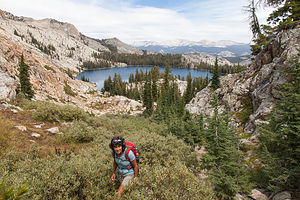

{"left": 112, "top": 139, "right": 122, "bottom": 145}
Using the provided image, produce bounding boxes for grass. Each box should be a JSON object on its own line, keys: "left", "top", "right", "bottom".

{"left": 0, "top": 112, "right": 19, "bottom": 154}
{"left": 0, "top": 100, "right": 215, "bottom": 199}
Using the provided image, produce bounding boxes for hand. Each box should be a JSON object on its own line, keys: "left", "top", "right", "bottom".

{"left": 111, "top": 173, "right": 116, "bottom": 181}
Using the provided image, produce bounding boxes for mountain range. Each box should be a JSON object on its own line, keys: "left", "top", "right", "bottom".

{"left": 133, "top": 39, "right": 252, "bottom": 61}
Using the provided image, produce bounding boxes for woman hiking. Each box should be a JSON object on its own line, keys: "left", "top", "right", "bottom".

{"left": 110, "top": 136, "right": 138, "bottom": 197}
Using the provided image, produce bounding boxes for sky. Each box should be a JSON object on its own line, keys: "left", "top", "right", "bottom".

{"left": 0, "top": 0, "right": 274, "bottom": 44}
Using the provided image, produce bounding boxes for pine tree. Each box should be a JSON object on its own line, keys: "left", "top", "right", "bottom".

{"left": 263, "top": 0, "right": 300, "bottom": 28}
{"left": 257, "top": 55, "right": 300, "bottom": 192}
{"left": 143, "top": 71, "right": 153, "bottom": 116}
{"left": 135, "top": 68, "right": 140, "bottom": 83}
{"left": 201, "top": 95, "right": 251, "bottom": 199}
{"left": 246, "top": 0, "right": 300, "bottom": 55}
{"left": 18, "top": 55, "right": 34, "bottom": 99}
{"left": 163, "top": 66, "right": 170, "bottom": 91}
{"left": 184, "top": 72, "right": 193, "bottom": 104}
{"left": 151, "top": 76, "right": 158, "bottom": 103}
{"left": 103, "top": 75, "right": 113, "bottom": 93}
{"left": 211, "top": 57, "right": 220, "bottom": 90}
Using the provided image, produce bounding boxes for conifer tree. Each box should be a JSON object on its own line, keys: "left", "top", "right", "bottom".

{"left": 18, "top": 55, "right": 34, "bottom": 99}
{"left": 184, "top": 72, "right": 193, "bottom": 104}
{"left": 103, "top": 75, "right": 113, "bottom": 94}
{"left": 257, "top": 55, "right": 300, "bottom": 192}
{"left": 205, "top": 72, "right": 209, "bottom": 85}
{"left": 143, "top": 71, "right": 153, "bottom": 116}
{"left": 211, "top": 57, "right": 220, "bottom": 90}
{"left": 201, "top": 95, "right": 251, "bottom": 199}
{"left": 163, "top": 66, "right": 170, "bottom": 91}
{"left": 150, "top": 66, "right": 159, "bottom": 102}
{"left": 135, "top": 68, "right": 140, "bottom": 83}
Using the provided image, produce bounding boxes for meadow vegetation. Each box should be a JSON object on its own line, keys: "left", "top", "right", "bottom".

{"left": 0, "top": 99, "right": 215, "bottom": 199}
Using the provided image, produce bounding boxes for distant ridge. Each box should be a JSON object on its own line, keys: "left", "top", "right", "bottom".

{"left": 132, "top": 39, "right": 251, "bottom": 58}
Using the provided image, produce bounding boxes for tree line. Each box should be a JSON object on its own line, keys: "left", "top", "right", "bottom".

{"left": 81, "top": 51, "right": 242, "bottom": 74}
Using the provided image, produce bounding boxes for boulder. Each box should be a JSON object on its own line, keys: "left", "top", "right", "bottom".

{"left": 34, "top": 123, "right": 44, "bottom": 128}
{"left": 11, "top": 109, "right": 18, "bottom": 113}
{"left": 15, "top": 125, "right": 27, "bottom": 132}
{"left": 272, "top": 191, "right": 291, "bottom": 200}
{"left": 31, "top": 133, "right": 41, "bottom": 137}
{"left": 0, "top": 71, "right": 17, "bottom": 100}
{"left": 235, "top": 193, "right": 246, "bottom": 200}
{"left": 47, "top": 127, "right": 60, "bottom": 134}
{"left": 249, "top": 189, "right": 268, "bottom": 200}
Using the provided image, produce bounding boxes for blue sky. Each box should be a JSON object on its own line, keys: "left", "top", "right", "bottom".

{"left": 0, "top": 0, "right": 273, "bottom": 44}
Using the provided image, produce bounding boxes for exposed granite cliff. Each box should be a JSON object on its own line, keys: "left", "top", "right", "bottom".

{"left": 186, "top": 27, "right": 300, "bottom": 134}
{"left": 182, "top": 53, "right": 233, "bottom": 67}
{"left": 0, "top": 10, "right": 143, "bottom": 115}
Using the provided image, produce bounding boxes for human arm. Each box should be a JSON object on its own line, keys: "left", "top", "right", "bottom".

{"left": 111, "top": 160, "right": 117, "bottom": 180}
{"left": 131, "top": 159, "right": 138, "bottom": 178}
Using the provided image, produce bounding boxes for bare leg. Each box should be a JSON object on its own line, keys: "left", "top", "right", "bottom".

{"left": 117, "top": 184, "right": 123, "bottom": 197}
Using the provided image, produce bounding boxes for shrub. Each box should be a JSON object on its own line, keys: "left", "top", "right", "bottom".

{"left": 22, "top": 101, "right": 90, "bottom": 123}
{"left": 60, "top": 120, "right": 97, "bottom": 143}
{"left": 124, "top": 163, "right": 214, "bottom": 200}
{"left": 236, "top": 94, "right": 253, "bottom": 125}
{"left": 64, "top": 81, "right": 77, "bottom": 97}
{"left": 0, "top": 115, "right": 215, "bottom": 199}
{"left": 44, "top": 65, "right": 56, "bottom": 73}
{"left": 0, "top": 182, "right": 28, "bottom": 200}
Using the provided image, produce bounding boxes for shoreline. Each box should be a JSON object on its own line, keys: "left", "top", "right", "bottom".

{"left": 80, "top": 65, "right": 212, "bottom": 73}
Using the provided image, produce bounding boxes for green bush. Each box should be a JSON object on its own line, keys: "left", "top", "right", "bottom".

{"left": 60, "top": 120, "right": 100, "bottom": 143}
{"left": 0, "top": 182, "right": 28, "bottom": 200}
{"left": 0, "top": 114, "right": 215, "bottom": 199}
{"left": 22, "top": 101, "right": 90, "bottom": 123}
{"left": 64, "top": 81, "right": 77, "bottom": 96}
{"left": 236, "top": 94, "right": 253, "bottom": 125}
{"left": 44, "top": 65, "right": 56, "bottom": 73}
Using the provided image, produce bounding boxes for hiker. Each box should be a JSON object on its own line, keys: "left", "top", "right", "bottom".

{"left": 110, "top": 136, "right": 138, "bottom": 197}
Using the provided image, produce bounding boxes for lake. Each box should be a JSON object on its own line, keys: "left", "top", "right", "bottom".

{"left": 76, "top": 66, "right": 212, "bottom": 90}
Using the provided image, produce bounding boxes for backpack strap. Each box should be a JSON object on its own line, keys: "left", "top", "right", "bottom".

{"left": 125, "top": 146, "right": 133, "bottom": 169}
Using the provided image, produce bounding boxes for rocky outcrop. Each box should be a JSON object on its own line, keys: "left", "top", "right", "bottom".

{"left": 186, "top": 27, "right": 300, "bottom": 134}
{"left": 0, "top": 71, "right": 18, "bottom": 100}
{"left": 182, "top": 53, "right": 233, "bottom": 67}
{"left": 0, "top": 10, "right": 144, "bottom": 73}
{"left": 0, "top": 10, "right": 145, "bottom": 115}
{"left": 102, "top": 38, "right": 144, "bottom": 55}
{"left": 88, "top": 96, "right": 144, "bottom": 115}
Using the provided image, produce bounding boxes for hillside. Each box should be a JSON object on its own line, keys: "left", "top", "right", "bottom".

{"left": 0, "top": 10, "right": 144, "bottom": 72}
{"left": 186, "top": 27, "right": 300, "bottom": 135}
{"left": 0, "top": 9, "right": 144, "bottom": 115}
{"left": 0, "top": 6, "right": 299, "bottom": 200}
{"left": 0, "top": 100, "right": 215, "bottom": 199}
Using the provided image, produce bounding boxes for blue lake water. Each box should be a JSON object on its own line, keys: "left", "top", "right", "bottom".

{"left": 76, "top": 66, "right": 212, "bottom": 90}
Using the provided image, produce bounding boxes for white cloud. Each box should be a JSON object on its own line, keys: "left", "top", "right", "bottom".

{"left": 0, "top": 0, "right": 275, "bottom": 44}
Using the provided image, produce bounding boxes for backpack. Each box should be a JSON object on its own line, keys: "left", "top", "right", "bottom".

{"left": 124, "top": 142, "right": 140, "bottom": 165}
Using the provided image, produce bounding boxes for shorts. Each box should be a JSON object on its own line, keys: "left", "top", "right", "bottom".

{"left": 117, "top": 172, "right": 134, "bottom": 186}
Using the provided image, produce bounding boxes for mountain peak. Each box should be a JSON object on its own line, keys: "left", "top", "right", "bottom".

{"left": 132, "top": 39, "right": 251, "bottom": 58}
{"left": 133, "top": 39, "right": 245, "bottom": 48}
